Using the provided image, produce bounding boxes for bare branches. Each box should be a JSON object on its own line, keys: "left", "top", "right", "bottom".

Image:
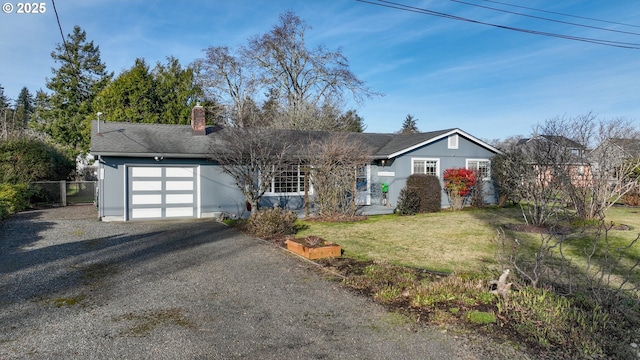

{"left": 195, "top": 11, "right": 381, "bottom": 130}
{"left": 194, "top": 46, "right": 259, "bottom": 127}
{"left": 307, "top": 133, "right": 370, "bottom": 218}
{"left": 210, "top": 128, "right": 293, "bottom": 214}
{"left": 494, "top": 114, "right": 640, "bottom": 223}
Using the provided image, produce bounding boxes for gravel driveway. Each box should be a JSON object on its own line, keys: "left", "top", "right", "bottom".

{"left": 0, "top": 205, "right": 518, "bottom": 359}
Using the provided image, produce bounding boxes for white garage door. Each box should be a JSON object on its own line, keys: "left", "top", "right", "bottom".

{"left": 127, "top": 166, "right": 197, "bottom": 220}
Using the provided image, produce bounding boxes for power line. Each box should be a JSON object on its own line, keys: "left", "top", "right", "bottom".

{"left": 480, "top": 0, "right": 640, "bottom": 29}
{"left": 51, "top": 0, "right": 71, "bottom": 59}
{"left": 356, "top": 0, "right": 640, "bottom": 49}
{"left": 449, "top": 0, "right": 640, "bottom": 37}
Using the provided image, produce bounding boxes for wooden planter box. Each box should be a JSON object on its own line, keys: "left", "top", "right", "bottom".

{"left": 285, "top": 239, "right": 341, "bottom": 260}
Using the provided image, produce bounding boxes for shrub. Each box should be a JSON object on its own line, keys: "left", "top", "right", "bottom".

{"left": 247, "top": 206, "right": 298, "bottom": 238}
{"left": 443, "top": 168, "right": 476, "bottom": 210}
{"left": 406, "top": 174, "right": 441, "bottom": 213}
{"left": 0, "top": 137, "right": 74, "bottom": 184}
{"left": 395, "top": 186, "right": 420, "bottom": 216}
{"left": 621, "top": 190, "right": 640, "bottom": 206}
{"left": 470, "top": 176, "right": 486, "bottom": 208}
{"left": 309, "top": 134, "right": 369, "bottom": 218}
{"left": 0, "top": 183, "right": 31, "bottom": 220}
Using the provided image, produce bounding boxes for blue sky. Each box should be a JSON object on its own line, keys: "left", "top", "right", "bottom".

{"left": 1, "top": 0, "right": 639, "bottom": 141}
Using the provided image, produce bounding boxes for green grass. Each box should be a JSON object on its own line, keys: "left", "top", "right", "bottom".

{"left": 297, "top": 206, "right": 640, "bottom": 358}
{"left": 298, "top": 206, "right": 640, "bottom": 276}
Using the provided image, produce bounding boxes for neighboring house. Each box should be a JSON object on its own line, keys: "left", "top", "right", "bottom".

{"left": 590, "top": 138, "right": 640, "bottom": 184}
{"left": 517, "top": 134, "right": 587, "bottom": 158}
{"left": 516, "top": 134, "right": 591, "bottom": 186}
{"left": 592, "top": 138, "right": 640, "bottom": 165}
{"left": 90, "top": 106, "right": 502, "bottom": 221}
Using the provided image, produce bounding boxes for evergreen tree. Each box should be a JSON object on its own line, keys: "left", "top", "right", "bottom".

{"left": 0, "top": 85, "right": 9, "bottom": 109}
{"left": 14, "top": 87, "right": 34, "bottom": 130}
{"left": 337, "top": 110, "right": 366, "bottom": 132}
{"left": 399, "top": 114, "right": 419, "bottom": 134}
{"left": 0, "top": 85, "right": 11, "bottom": 138}
{"left": 40, "top": 25, "right": 112, "bottom": 153}
{"left": 94, "top": 56, "right": 202, "bottom": 124}
{"left": 94, "top": 58, "right": 158, "bottom": 123}
{"left": 153, "top": 56, "right": 202, "bottom": 124}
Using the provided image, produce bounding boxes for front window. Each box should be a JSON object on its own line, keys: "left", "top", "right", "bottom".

{"left": 412, "top": 158, "right": 439, "bottom": 177}
{"left": 270, "top": 164, "right": 307, "bottom": 194}
{"left": 466, "top": 159, "right": 491, "bottom": 180}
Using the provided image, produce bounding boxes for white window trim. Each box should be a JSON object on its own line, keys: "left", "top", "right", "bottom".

{"left": 466, "top": 158, "right": 491, "bottom": 181}
{"left": 264, "top": 164, "right": 313, "bottom": 196}
{"left": 448, "top": 134, "right": 459, "bottom": 149}
{"left": 411, "top": 158, "right": 441, "bottom": 178}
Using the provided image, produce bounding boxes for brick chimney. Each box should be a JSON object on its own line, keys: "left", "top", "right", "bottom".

{"left": 191, "top": 104, "right": 206, "bottom": 135}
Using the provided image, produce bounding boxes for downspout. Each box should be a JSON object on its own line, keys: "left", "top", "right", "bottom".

{"left": 98, "top": 155, "right": 104, "bottom": 220}
{"left": 96, "top": 112, "right": 104, "bottom": 220}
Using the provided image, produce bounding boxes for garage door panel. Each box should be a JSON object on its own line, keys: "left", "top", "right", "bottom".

{"left": 132, "top": 208, "right": 163, "bottom": 219}
{"left": 166, "top": 167, "right": 194, "bottom": 177}
{"left": 132, "top": 194, "right": 162, "bottom": 205}
{"left": 166, "top": 181, "right": 193, "bottom": 191}
{"left": 166, "top": 207, "right": 194, "bottom": 217}
{"left": 166, "top": 194, "right": 193, "bottom": 204}
{"left": 132, "top": 181, "right": 162, "bottom": 191}
{"left": 132, "top": 167, "right": 162, "bottom": 177}
{"left": 128, "top": 166, "right": 197, "bottom": 220}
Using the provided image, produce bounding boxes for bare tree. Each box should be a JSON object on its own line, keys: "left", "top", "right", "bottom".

{"left": 540, "top": 114, "right": 640, "bottom": 220}
{"left": 497, "top": 132, "right": 570, "bottom": 226}
{"left": 194, "top": 47, "right": 260, "bottom": 127}
{"left": 494, "top": 114, "right": 640, "bottom": 224}
{"left": 195, "top": 12, "right": 380, "bottom": 131}
{"left": 574, "top": 118, "right": 640, "bottom": 220}
{"left": 210, "top": 127, "right": 293, "bottom": 215}
{"left": 307, "top": 133, "right": 370, "bottom": 218}
{"left": 246, "top": 11, "right": 380, "bottom": 129}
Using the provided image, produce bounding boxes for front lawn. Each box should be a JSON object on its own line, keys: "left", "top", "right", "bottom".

{"left": 294, "top": 205, "right": 640, "bottom": 358}
{"left": 297, "top": 207, "right": 530, "bottom": 273}
{"left": 297, "top": 206, "right": 640, "bottom": 276}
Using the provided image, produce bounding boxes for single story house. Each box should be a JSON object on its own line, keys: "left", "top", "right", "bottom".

{"left": 90, "top": 106, "right": 502, "bottom": 221}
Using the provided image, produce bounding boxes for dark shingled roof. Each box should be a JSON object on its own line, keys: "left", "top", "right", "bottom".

{"left": 608, "top": 138, "right": 640, "bottom": 157}
{"left": 517, "top": 135, "right": 586, "bottom": 150}
{"left": 90, "top": 121, "right": 499, "bottom": 159}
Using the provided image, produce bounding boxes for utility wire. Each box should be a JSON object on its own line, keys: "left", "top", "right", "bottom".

{"left": 356, "top": 0, "right": 640, "bottom": 49}
{"left": 480, "top": 0, "right": 640, "bottom": 29}
{"left": 449, "top": 0, "right": 640, "bottom": 36}
{"left": 51, "top": 0, "right": 71, "bottom": 59}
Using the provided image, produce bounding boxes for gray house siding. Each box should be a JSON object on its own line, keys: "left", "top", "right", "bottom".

{"left": 91, "top": 121, "right": 501, "bottom": 221}
{"left": 97, "top": 156, "right": 244, "bottom": 221}
{"left": 386, "top": 135, "right": 497, "bottom": 207}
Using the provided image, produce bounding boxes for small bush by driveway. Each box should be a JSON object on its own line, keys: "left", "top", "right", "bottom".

{"left": 0, "top": 206, "right": 520, "bottom": 359}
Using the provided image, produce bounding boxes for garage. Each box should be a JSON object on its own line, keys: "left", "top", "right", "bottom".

{"left": 127, "top": 166, "right": 198, "bottom": 220}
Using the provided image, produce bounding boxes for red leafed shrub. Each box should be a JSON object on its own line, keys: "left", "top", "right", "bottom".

{"left": 443, "top": 168, "right": 476, "bottom": 210}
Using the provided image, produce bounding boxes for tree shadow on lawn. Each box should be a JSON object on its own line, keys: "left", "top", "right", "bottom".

{"left": 468, "top": 205, "right": 640, "bottom": 295}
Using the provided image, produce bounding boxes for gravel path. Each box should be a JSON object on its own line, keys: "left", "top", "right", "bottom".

{"left": 0, "top": 205, "right": 523, "bottom": 359}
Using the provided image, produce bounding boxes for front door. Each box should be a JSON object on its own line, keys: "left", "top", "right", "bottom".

{"left": 355, "top": 165, "right": 370, "bottom": 205}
